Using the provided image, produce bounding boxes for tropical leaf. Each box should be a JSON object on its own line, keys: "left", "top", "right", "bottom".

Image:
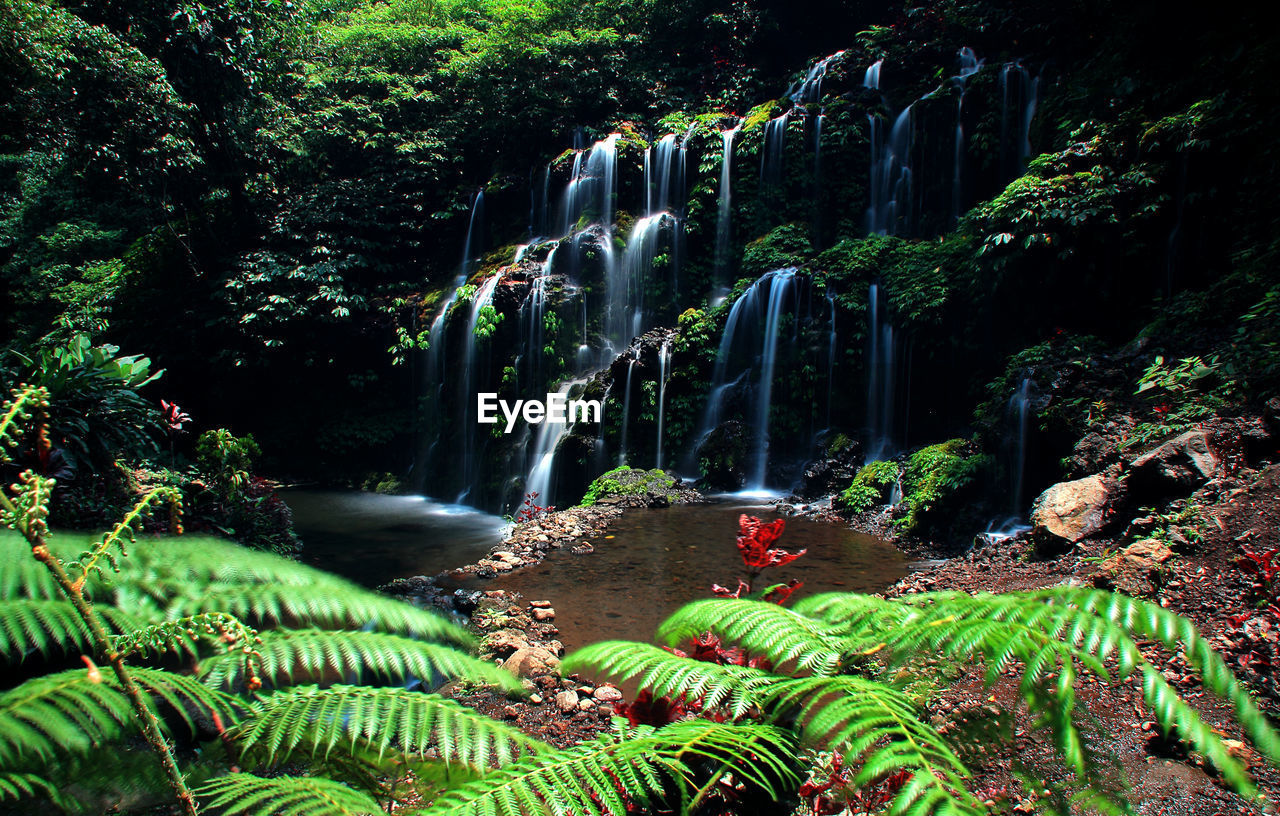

{"left": 196, "top": 772, "right": 381, "bottom": 816}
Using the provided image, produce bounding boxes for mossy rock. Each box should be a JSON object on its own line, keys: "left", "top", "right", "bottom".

{"left": 580, "top": 466, "right": 678, "bottom": 506}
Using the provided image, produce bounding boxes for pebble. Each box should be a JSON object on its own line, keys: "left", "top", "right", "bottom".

{"left": 593, "top": 686, "right": 623, "bottom": 702}
{"left": 554, "top": 690, "right": 579, "bottom": 712}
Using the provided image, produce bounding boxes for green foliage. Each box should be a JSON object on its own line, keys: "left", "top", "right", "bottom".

{"left": 740, "top": 223, "right": 810, "bottom": 279}
{"left": 195, "top": 773, "right": 382, "bottom": 816}
{"left": 426, "top": 719, "right": 797, "bottom": 816}
{"left": 568, "top": 588, "right": 1280, "bottom": 813}
{"left": 195, "top": 428, "right": 261, "bottom": 500}
{"left": 2, "top": 335, "right": 162, "bottom": 473}
{"left": 579, "top": 466, "right": 676, "bottom": 506}
{"left": 836, "top": 459, "right": 900, "bottom": 514}
{"left": 896, "top": 440, "right": 988, "bottom": 533}
{"left": 1135, "top": 355, "right": 1218, "bottom": 398}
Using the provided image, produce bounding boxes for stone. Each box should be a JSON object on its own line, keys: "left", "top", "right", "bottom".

{"left": 493, "top": 551, "right": 518, "bottom": 561}
{"left": 554, "top": 690, "right": 579, "bottom": 712}
{"left": 1093, "top": 539, "right": 1174, "bottom": 596}
{"left": 1129, "top": 430, "right": 1218, "bottom": 495}
{"left": 532, "top": 607, "right": 555, "bottom": 621}
{"left": 493, "top": 561, "right": 514, "bottom": 572}
{"left": 1122, "top": 539, "right": 1174, "bottom": 565}
{"left": 501, "top": 647, "right": 560, "bottom": 678}
{"left": 501, "top": 706, "right": 520, "bottom": 720}
{"left": 1030, "top": 474, "right": 1115, "bottom": 544}
{"left": 484, "top": 629, "right": 530, "bottom": 657}
{"left": 529, "top": 600, "right": 553, "bottom": 609}
{"left": 577, "top": 698, "right": 596, "bottom": 712}
{"left": 529, "top": 694, "right": 543, "bottom": 704}
{"left": 592, "top": 686, "right": 623, "bottom": 703}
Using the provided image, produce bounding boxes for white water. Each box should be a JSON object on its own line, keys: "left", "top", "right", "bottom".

{"left": 457, "top": 274, "right": 500, "bottom": 502}
{"left": 655, "top": 338, "right": 673, "bottom": 470}
{"left": 524, "top": 377, "right": 589, "bottom": 506}
{"left": 714, "top": 125, "right": 740, "bottom": 288}
{"left": 747, "top": 268, "right": 797, "bottom": 489}
{"left": 866, "top": 281, "right": 896, "bottom": 460}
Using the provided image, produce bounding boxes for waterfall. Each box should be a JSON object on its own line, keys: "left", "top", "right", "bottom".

{"left": 1000, "top": 62, "right": 1039, "bottom": 179}
{"left": 687, "top": 268, "right": 801, "bottom": 487}
{"left": 951, "top": 47, "right": 983, "bottom": 223}
{"left": 523, "top": 377, "right": 588, "bottom": 507}
{"left": 863, "top": 59, "right": 882, "bottom": 89}
{"left": 519, "top": 274, "right": 549, "bottom": 391}
{"left": 612, "top": 213, "right": 672, "bottom": 351}
{"left": 789, "top": 50, "right": 845, "bottom": 104}
{"left": 457, "top": 275, "right": 500, "bottom": 502}
{"left": 824, "top": 292, "right": 837, "bottom": 429}
{"left": 866, "top": 103, "right": 914, "bottom": 237}
{"left": 714, "top": 125, "right": 740, "bottom": 288}
{"left": 461, "top": 190, "right": 485, "bottom": 277}
{"left": 1009, "top": 377, "right": 1033, "bottom": 514}
{"left": 759, "top": 112, "right": 789, "bottom": 189}
{"left": 617, "top": 355, "right": 637, "bottom": 466}
{"left": 560, "top": 134, "right": 619, "bottom": 235}
{"left": 655, "top": 338, "right": 672, "bottom": 469}
{"left": 866, "top": 281, "right": 896, "bottom": 460}
{"left": 747, "top": 269, "right": 797, "bottom": 489}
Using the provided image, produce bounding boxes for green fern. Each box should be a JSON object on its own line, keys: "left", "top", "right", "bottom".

{"left": 421, "top": 719, "right": 798, "bottom": 816}
{"left": 0, "top": 598, "right": 140, "bottom": 661}
{"left": 0, "top": 771, "right": 58, "bottom": 804}
{"left": 571, "top": 589, "right": 1280, "bottom": 814}
{"left": 232, "top": 684, "right": 547, "bottom": 767}
{"left": 198, "top": 628, "right": 517, "bottom": 691}
{"left": 196, "top": 772, "right": 382, "bottom": 816}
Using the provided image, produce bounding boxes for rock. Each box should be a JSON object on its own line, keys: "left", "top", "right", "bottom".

{"left": 646, "top": 492, "right": 670, "bottom": 508}
{"left": 1123, "top": 538, "right": 1174, "bottom": 564}
{"left": 1093, "top": 539, "right": 1174, "bottom": 596}
{"left": 1030, "top": 474, "right": 1115, "bottom": 544}
{"left": 501, "top": 647, "right": 560, "bottom": 678}
{"left": 501, "top": 705, "right": 520, "bottom": 720}
{"left": 532, "top": 607, "right": 555, "bottom": 621}
{"left": 592, "top": 686, "right": 623, "bottom": 703}
{"left": 554, "top": 690, "right": 579, "bottom": 712}
{"left": 529, "top": 693, "right": 543, "bottom": 704}
{"left": 529, "top": 600, "right": 553, "bottom": 609}
{"left": 493, "top": 561, "right": 514, "bottom": 572}
{"left": 451, "top": 589, "right": 483, "bottom": 614}
{"left": 1129, "top": 430, "right": 1218, "bottom": 497}
{"left": 484, "top": 629, "right": 530, "bottom": 657}
{"left": 493, "top": 551, "right": 519, "bottom": 561}
{"left": 1067, "top": 432, "right": 1118, "bottom": 477}
{"left": 577, "top": 698, "right": 596, "bottom": 712}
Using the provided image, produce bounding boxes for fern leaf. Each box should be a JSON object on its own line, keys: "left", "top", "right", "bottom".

{"left": 422, "top": 719, "right": 796, "bottom": 816}
{"left": 198, "top": 628, "right": 518, "bottom": 692}
{"left": 166, "top": 582, "right": 470, "bottom": 645}
{"left": 657, "top": 598, "right": 846, "bottom": 674}
{"left": 564, "top": 641, "right": 773, "bottom": 718}
{"left": 196, "top": 772, "right": 381, "bottom": 816}
{"left": 0, "top": 539, "right": 62, "bottom": 600}
{"left": 232, "top": 685, "right": 547, "bottom": 768}
{"left": 0, "top": 598, "right": 140, "bottom": 662}
{"left": 0, "top": 771, "right": 57, "bottom": 804}
{"left": 0, "top": 667, "right": 240, "bottom": 765}
{"left": 113, "top": 612, "right": 258, "bottom": 662}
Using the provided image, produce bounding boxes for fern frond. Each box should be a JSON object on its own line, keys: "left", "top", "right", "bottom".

{"left": 113, "top": 612, "right": 259, "bottom": 662}
{"left": 2, "top": 470, "right": 56, "bottom": 540}
{"left": 0, "top": 667, "right": 241, "bottom": 765}
{"left": 565, "top": 641, "right": 774, "bottom": 718}
{"left": 198, "top": 629, "right": 517, "bottom": 692}
{"left": 657, "top": 598, "right": 846, "bottom": 674}
{"left": 70, "top": 487, "right": 182, "bottom": 583}
{"left": 0, "top": 538, "right": 62, "bottom": 600}
{"left": 128, "top": 535, "right": 346, "bottom": 588}
{"left": 0, "top": 598, "right": 140, "bottom": 662}
{"left": 232, "top": 685, "right": 547, "bottom": 768}
{"left": 423, "top": 719, "right": 797, "bottom": 816}
{"left": 0, "top": 386, "right": 49, "bottom": 463}
{"left": 166, "top": 582, "right": 471, "bottom": 646}
{"left": 0, "top": 771, "right": 57, "bottom": 804}
{"left": 764, "top": 675, "right": 981, "bottom": 815}
{"left": 196, "top": 772, "right": 381, "bottom": 816}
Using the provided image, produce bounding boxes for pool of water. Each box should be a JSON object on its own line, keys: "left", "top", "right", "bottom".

{"left": 468, "top": 500, "right": 908, "bottom": 652}
{"left": 285, "top": 490, "right": 507, "bottom": 587}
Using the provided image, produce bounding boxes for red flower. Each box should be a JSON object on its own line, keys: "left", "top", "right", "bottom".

{"left": 160, "top": 400, "right": 191, "bottom": 432}
{"left": 615, "top": 690, "right": 686, "bottom": 727}
{"left": 736, "top": 514, "right": 805, "bottom": 570}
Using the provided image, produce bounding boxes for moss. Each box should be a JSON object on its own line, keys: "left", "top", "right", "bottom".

{"left": 896, "top": 439, "right": 990, "bottom": 533}
{"left": 579, "top": 466, "right": 677, "bottom": 506}
{"left": 836, "top": 459, "right": 901, "bottom": 513}
{"left": 741, "top": 98, "right": 781, "bottom": 131}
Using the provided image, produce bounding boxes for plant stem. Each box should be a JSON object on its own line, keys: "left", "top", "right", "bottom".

{"left": 23, "top": 529, "right": 199, "bottom": 815}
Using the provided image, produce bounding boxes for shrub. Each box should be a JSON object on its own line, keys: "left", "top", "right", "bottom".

{"left": 836, "top": 459, "right": 900, "bottom": 513}
{"left": 897, "top": 439, "right": 989, "bottom": 532}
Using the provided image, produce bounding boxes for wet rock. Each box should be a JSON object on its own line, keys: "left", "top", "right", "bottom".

{"left": 1030, "top": 474, "right": 1115, "bottom": 544}
{"left": 502, "top": 646, "right": 561, "bottom": 678}
{"left": 646, "top": 492, "right": 670, "bottom": 508}
{"left": 696, "top": 420, "right": 751, "bottom": 491}
{"left": 484, "top": 629, "right": 530, "bottom": 657}
{"left": 532, "top": 607, "right": 556, "bottom": 622}
{"left": 1129, "top": 430, "right": 1219, "bottom": 497}
{"left": 452, "top": 589, "right": 483, "bottom": 614}
{"left": 529, "top": 600, "right": 553, "bottom": 609}
{"left": 798, "top": 434, "right": 864, "bottom": 499}
{"left": 554, "top": 690, "right": 579, "bottom": 712}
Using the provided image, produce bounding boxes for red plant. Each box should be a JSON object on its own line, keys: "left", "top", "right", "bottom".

{"left": 799, "top": 754, "right": 913, "bottom": 815}
{"left": 160, "top": 400, "right": 191, "bottom": 432}
{"left": 614, "top": 690, "right": 688, "bottom": 728}
{"left": 735, "top": 514, "right": 805, "bottom": 592}
{"left": 1237, "top": 546, "right": 1280, "bottom": 599}
{"left": 515, "top": 491, "right": 554, "bottom": 524}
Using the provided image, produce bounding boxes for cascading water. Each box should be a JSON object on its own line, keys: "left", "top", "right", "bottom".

{"left": 760, "top": 112, "right": 790, "bottom": 190}
{"left": 1008, "top": 377, "right": 1033, "bottom": 514}
{"left": 523, "top": 377, "right": 589, "bottom": 506}
{"left": 560, "top": 135, "right": 619, "bottom": 236}
{"left": 951, "top": 47, "right": 983, "bottom": 223}
{"left": 687, "top": 269, "right": 802, "bottom": 489}
{"left": 1000, "top": 61, "right": 1039, "bottom": 179}
{"left": 519, "top": 273, "right": 549, "bottom": 391}
{"left": 617, "top": 355, "right": 637, "bottom": 466}
{"left": 655, "top": 338, "right": 672, "bottom": 470}
{"left": 789, "top": 50, "right": 844, "bottom": 104}
{"left": 714, "top": 125, "right": 740, "bottom": 289}
{"left": 824, "top": 292, "right": 837, "bottom": 429}
{"left": 612, "top": 213, "right": 672, "bottom": 352}
{"left": 865, "top": 281, "right": 896, "bottom": 460}
{"left": 461, "top": 190, "right": 485, "bottom": 276}
{"left": 457, "top": 275, "right": 500, "bottom": 502}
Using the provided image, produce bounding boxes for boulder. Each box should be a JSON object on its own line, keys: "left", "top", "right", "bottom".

{"left": 1093, "top": 539, "right": 1175, "bottom": 596}
{"left": 1030, "top": 475, "right": 1115, "bottom": 544}
{"left": 1129, "top": 431, "right": 1218, "bottom": 496}
{"left": 501, "top": 646, "right": 560, "bottom": 678}
{"left": 483, "top": 629, "right": 530, "bottom": 657}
